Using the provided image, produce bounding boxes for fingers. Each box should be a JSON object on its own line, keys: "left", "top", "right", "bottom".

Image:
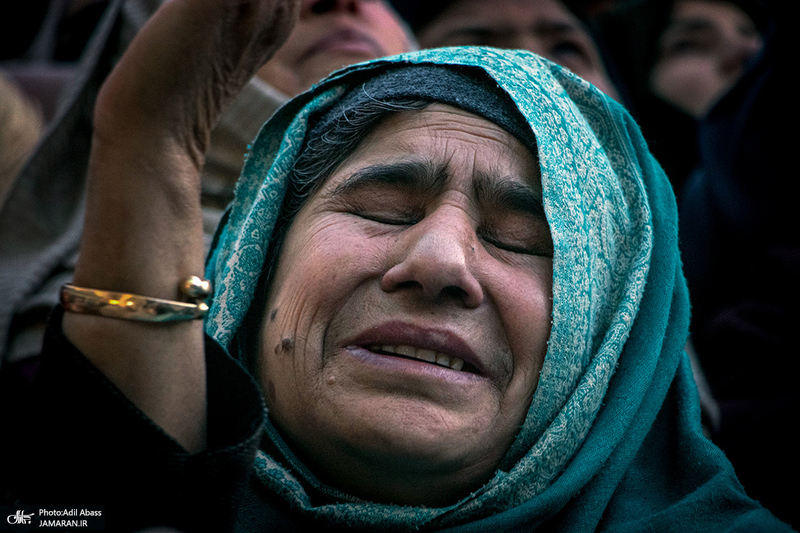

{"left": 93, "top": 0, "right": 301, "bottom": 167}
{"left": 64, "top": 0, "right": 302, "bottom": 453}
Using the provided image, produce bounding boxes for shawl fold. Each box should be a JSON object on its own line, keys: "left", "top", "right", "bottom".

{"left": 205, "top": 47, "right": 790, "bottom": 531}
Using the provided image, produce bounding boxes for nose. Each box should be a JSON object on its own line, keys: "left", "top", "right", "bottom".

{"left": 302, "top": 0, "right": 361, "bottom": 17}
{"left": 380, "top": 209, "right": 484, "bottom": 308}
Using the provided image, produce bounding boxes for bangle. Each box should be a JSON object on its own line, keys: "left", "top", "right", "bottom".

{"left": 60, "top": 276, "right": 212, "bottom": 322}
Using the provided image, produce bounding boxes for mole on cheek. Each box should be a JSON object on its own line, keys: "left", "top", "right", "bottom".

{"left": 270, "top": 308, "right": 278, "bottom": 322}
{"left": 282, "top": 336, "right": 294, "bottom": 352}
{"left": 275, "top": 336, "right": 295, "bottom": 355}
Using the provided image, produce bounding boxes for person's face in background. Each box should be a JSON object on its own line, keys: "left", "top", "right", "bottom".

{"left": 257, "top": 0, "right": 413, "bottom": 97}
{"left": 415, "top": 0, "right": 621, "bottom": 101}
{"left": 649, "top": 0, "right": 763, "bottom": 118}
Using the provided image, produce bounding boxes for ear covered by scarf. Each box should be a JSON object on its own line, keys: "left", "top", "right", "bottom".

{"left": 204, "top": 47, "right": 782, "bottom": 532}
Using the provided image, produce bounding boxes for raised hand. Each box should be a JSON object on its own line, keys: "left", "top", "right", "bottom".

{"left": 64, "top": 0, "right": 300, "bottom": 452}
{"left": 93, "top": 0, "right": 300, "bottom": 168}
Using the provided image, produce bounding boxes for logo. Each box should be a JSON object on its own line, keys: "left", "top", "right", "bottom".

{"left": 5, "top": 511, "right": 33, "bottom": 525}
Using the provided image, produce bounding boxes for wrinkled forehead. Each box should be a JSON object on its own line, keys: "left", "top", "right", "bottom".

{"left": 206, "top": 48, "right": 617, "bottom": 354}
{"left": 335, "top": 104, "right": 542, "bottom": 191}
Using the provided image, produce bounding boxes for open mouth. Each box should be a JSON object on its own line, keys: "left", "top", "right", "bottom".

{"left": 368, "top": 344, "right": 478, "bottom": 373}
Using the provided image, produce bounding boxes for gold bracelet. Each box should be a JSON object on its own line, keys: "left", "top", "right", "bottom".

{"left": 60, "top": 276, "right": 212, "bottom": 322}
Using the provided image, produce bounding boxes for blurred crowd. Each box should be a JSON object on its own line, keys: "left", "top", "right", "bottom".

{"left": 1, "top": 0, "right": 795, "bottom": 529}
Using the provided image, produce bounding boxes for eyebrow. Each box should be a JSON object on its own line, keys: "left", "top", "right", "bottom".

{"left": 330, "top": 159, "right": 449, "bottom": 198}
{"left": 329, "top": 159, "right": 546, "bottom": 220}
{"left": 473, "top": 172, "right": 547, "bottom": 221}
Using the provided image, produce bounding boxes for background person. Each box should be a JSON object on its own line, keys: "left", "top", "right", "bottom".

{"left": 2, "top": 0, "right": 791, "bottom": 530}
{"left": 648, "top": 0, "right": 764, "bottom": 120}
{"left": 593, "top": 0, "right": 798, "bottom": 527}
{"left": 0, "top": 0, "right": 413, "bottom": 398}
{"left": 392, "top": 0, "right": 624, "bottom": 102}
{"left": 592, "top": 0, "right": 768, "bottom": 192}
{"left": 672, "top": 2, "right": 798, "bottom": 527}
{"left": 0, "top": 72, "right": 43, "bottom": 208}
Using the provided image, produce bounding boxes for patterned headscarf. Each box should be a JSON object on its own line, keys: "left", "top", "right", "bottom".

{"left": 205, "top": 47, "right": 782, "bottom": 531}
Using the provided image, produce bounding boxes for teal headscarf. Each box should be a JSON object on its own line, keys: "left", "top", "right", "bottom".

{"left": 205, "top": 47, "right": 788, "bottom": 531}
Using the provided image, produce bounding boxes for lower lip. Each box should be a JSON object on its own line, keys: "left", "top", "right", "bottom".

{"left": 342, "top": 345, "right": 485, "bottom": 385}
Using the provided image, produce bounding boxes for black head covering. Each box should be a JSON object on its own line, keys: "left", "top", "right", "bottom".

{"left": 308, "top": 64, "right": 538, "bottom": 151}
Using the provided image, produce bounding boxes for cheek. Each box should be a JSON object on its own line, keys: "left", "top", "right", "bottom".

{"left": 255, "top": 255, "right": 343, "bottom": 427}
{"left": 583, "top": 71, "right": 620, "bottom": 102}
{"left": 651, "top": 59, "right": 720, "bottom": 116}
{"left": 256, "top": 219, "right": 396, "bottom": 431}
{"left": 498, "top": 261, "right": 553, "bottom": 394}
{"left": 265, "top": 228, "right": 361, "bottom": 334}
{"left": 364, "top": 8, "right": 410, "bottom": 54}
{"left": 258, "top": 218, "right": 389, "bottom": 366}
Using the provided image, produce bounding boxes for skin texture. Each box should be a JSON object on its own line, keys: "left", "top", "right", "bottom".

{"left": 257, "top": 104, "right": 553, "bottom": 506}
{"left": 63, "top": 0, "right": 301, "bottom": 453}
{"left": 61, "top": 0, "right": 548, "bottom": 506}
{"left": 257, "top": 0, "right": 412, "bottom": 96}
{"left": 650, "top": 0, "right": 763, "bottom": 118}
{"left": 416, "top": 0, "right": 620, "bottom": 101}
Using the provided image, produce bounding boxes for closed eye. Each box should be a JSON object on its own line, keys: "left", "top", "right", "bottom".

{"left": 481, "top": 234, "right": 552, "bottom": 257}
{"left": 482, "top": 236, "right": 532, "bottom": 255}
{"left": 329, "top": 160, "right": 443, "bottom": 227}
{"left": 351, "top": 208, "right": 420, "bottom": 226}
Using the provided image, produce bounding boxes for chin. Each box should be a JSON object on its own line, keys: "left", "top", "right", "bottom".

{"left": 304, "top": 413, "right": 504, "bottom": 507}
{"left": 305, "top": 52, "right": 378, "bottom": 82}
{"left": 328, "top": 396, "right": 506, "bottom": 469}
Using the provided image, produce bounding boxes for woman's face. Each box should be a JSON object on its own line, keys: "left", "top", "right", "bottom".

{"left": 416, "top": 0, "right": 621, "bottom": 101}
{"left": 256, "top": 104, "right": 553, "bottom": 505}
{"left": 650, "top": 0, "right": 763, "bottom": 118}
{"left": 256, "top": 0, "right": 411, "bottom": 97}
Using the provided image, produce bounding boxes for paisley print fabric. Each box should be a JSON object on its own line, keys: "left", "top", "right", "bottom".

{"left": 203, "top": 47, "right": 785, "bottom": 531}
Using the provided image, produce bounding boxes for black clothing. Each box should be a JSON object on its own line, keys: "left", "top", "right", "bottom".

{"left": 2, "top": 308, "right": 265, "bottom": 533}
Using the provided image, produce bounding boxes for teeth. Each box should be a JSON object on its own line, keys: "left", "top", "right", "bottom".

{"left": 417, "top": 349, "right": 437, "bottom": 363}
{"left": 395, "top": 345, "right": 414, "bottom": 357}
{"left": 370, "top": 344, "right": 466, "bottom": 371}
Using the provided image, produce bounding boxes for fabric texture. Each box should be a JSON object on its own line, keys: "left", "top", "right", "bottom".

{"left": 0, "top": 0, "right": 287, "bottom": 366}
{"left": 205, "top": 47, "right": 790, "bottom": 531}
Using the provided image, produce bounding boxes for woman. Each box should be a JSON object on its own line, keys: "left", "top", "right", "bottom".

{"left": 648, "top": 0, "right": 765, "bottom": 120}
{"left": 597, "top": 2, "right": 798, "bottom": 526}
{"left": 396, "top": 0, "right": 623, "bottom": 102}
{"left": 593, "top": 0, "right": 767, "bottom": 193}
{"left": 3, "top": 0, "right": 790, "bottom": 531}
